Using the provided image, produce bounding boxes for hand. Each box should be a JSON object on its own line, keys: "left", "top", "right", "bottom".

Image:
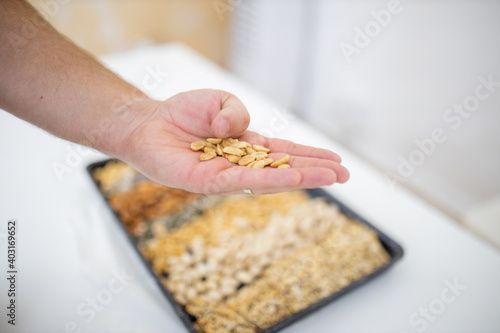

{"left": 118, "top": 89, "right": 349, "bottom": 195}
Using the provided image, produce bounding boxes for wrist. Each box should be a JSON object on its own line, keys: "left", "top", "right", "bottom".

{"left": 83, "top": 93, "right": 162, "bottom": 160}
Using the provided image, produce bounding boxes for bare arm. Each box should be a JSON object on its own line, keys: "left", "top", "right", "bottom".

{"left": 0, "top": 0, "right": 156, "bottom": 156}
{"left": 0, "top": 0, "right": 349, "bottom": 195}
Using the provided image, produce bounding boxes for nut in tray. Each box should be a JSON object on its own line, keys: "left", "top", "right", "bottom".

{"left": 89, "top": 160, "right": 403, "bottom": 333}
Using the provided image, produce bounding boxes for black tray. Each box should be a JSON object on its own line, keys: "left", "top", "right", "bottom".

{"left": 87, "top": 159, "right": 404, "bottom": 333}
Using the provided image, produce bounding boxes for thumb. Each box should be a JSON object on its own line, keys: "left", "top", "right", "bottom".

{"left": 211, "top": 91, "right": 250, "bottom": 138}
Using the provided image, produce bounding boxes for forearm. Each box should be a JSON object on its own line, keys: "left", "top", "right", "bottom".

{"left": 0, "top": 0, "right": 158, "bottom": 156}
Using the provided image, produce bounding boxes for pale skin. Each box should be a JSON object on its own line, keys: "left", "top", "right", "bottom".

{"left": 0, "top": 0, "right": 349, "bottom": 195}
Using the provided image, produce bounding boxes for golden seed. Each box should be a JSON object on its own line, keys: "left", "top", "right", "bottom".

{"left": 194, "top": 138, "right": 285, "bottom": 170}
{"left": 262, "top": 158, "right": 274, "bottom": 166}
{"left": 251, "top": 151, "right": 268, "bottom": 160}
{"left": 252, "top": 160, "right": 266, "bottom": 169}
{"left": 238, "top": 155, "right": 256, "bottom": 166}
{"left": 226, "top": 154, "right": 241, "bottom": 163}
{"left": 245, "top": 147, "right": 256, "bottom": 154}
{"left": 246, "top": 161, "right": 258, "bottom": 168}
{"left": 191, "top": 141, "right": 205, "bottom": 151}
{"left": 231, "top": 141, "right": 251, "bottom": 149}
{"left": 206, "top": 138, "right": 222, "bottom": 144}
{"left": 200, "top": 151, "right": 217, "bottom": 161}
{"left": 270, "top": 155, "right": 290, "bottom": 167}
{"left": 222, "top": 146, "right": 244, "bottom": 156}
{"left": 204, "top": 147, "right": 216, "bottom": 154}
{"left": 253, "top": 144, "right": 270, "bottom": 153}
{"left": 222, "top": 138, "right": 237, "bottom": 147}
{"left": 216, "top": 144, "right": 223, "bottom": 156}
{"left": 277, "top": 164, "right": 291, "bottom": 169}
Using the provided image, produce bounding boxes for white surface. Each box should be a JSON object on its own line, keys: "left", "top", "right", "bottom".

{"left": 464, "top": 195, "right": 500, "bottom": 248}
{"left": 1, "top": 43, "right": 499, "bottom": 333}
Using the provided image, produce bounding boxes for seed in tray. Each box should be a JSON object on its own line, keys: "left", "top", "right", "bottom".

{"left": 197, "top": 306, "right": 257, "bottom": 333}
{"left": 235, "top": 271, "right": 252, "bottom": 284}
{"left": 143, "top": 191, "right": 391, "bottom": 331}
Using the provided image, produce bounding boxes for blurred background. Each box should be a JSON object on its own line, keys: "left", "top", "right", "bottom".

{"left": 29, "top": 0, "right": 500, "bottom": 248}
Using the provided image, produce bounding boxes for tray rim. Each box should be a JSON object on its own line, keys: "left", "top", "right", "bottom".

{"left": 86, "top": 159, "right": 404, "bottom": 333}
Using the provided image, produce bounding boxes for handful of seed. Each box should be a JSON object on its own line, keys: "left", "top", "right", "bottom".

{"left": 191, "top": 138, "right": 291, "bottom": 169}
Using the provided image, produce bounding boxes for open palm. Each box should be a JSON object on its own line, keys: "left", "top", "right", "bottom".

{"left": 121, "top": 89, "right": 349, "bottom": 195}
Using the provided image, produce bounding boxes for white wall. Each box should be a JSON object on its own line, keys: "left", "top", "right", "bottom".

{"left": 227, "top": 0, "right": 305, "bottom": 108}
{"left": 304, "top": 0, "right": 500, "bottom": 220}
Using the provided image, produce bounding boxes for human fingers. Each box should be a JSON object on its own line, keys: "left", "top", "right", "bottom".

{"left": 240, "top": 132, "right": 342, "bottom": 163}
{"left": 280, "top": 154, "right": 350, "bottom": 183}
{"left": 211, "top": 90, "right": 250, "bottom": 138}
{"left": 201, "top": 165, "right": 338, "bottom": 195}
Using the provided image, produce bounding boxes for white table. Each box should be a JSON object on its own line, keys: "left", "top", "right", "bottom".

{"left": 1, "top": 43, "right": 499, "bottom": 333}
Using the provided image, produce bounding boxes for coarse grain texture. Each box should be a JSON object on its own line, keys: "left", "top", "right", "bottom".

{"left": 226, "top": 279, "right": 292, "bottom": 330}
{"left": 186, "top": 296, "right": 221, "bottom": 318}
{"left": 108, "top": 180, "right": 199, "bottom": 234}
{"left": 197, "top": 306, "right": 258, "bottom": 333}
{"left": 93, "top": 160, "right": 391, "bottom": 332}
{"left": 92, "top": 161, "right": 136, "bottom": 194}
{"left": 263, "top": 221, "right": 390, "bottom": 313}
{"left": 133, "top": 189, "right": 390, "bottom": 332}
{"left": 143, "top": 192, "right": 311, "bottom": 291}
